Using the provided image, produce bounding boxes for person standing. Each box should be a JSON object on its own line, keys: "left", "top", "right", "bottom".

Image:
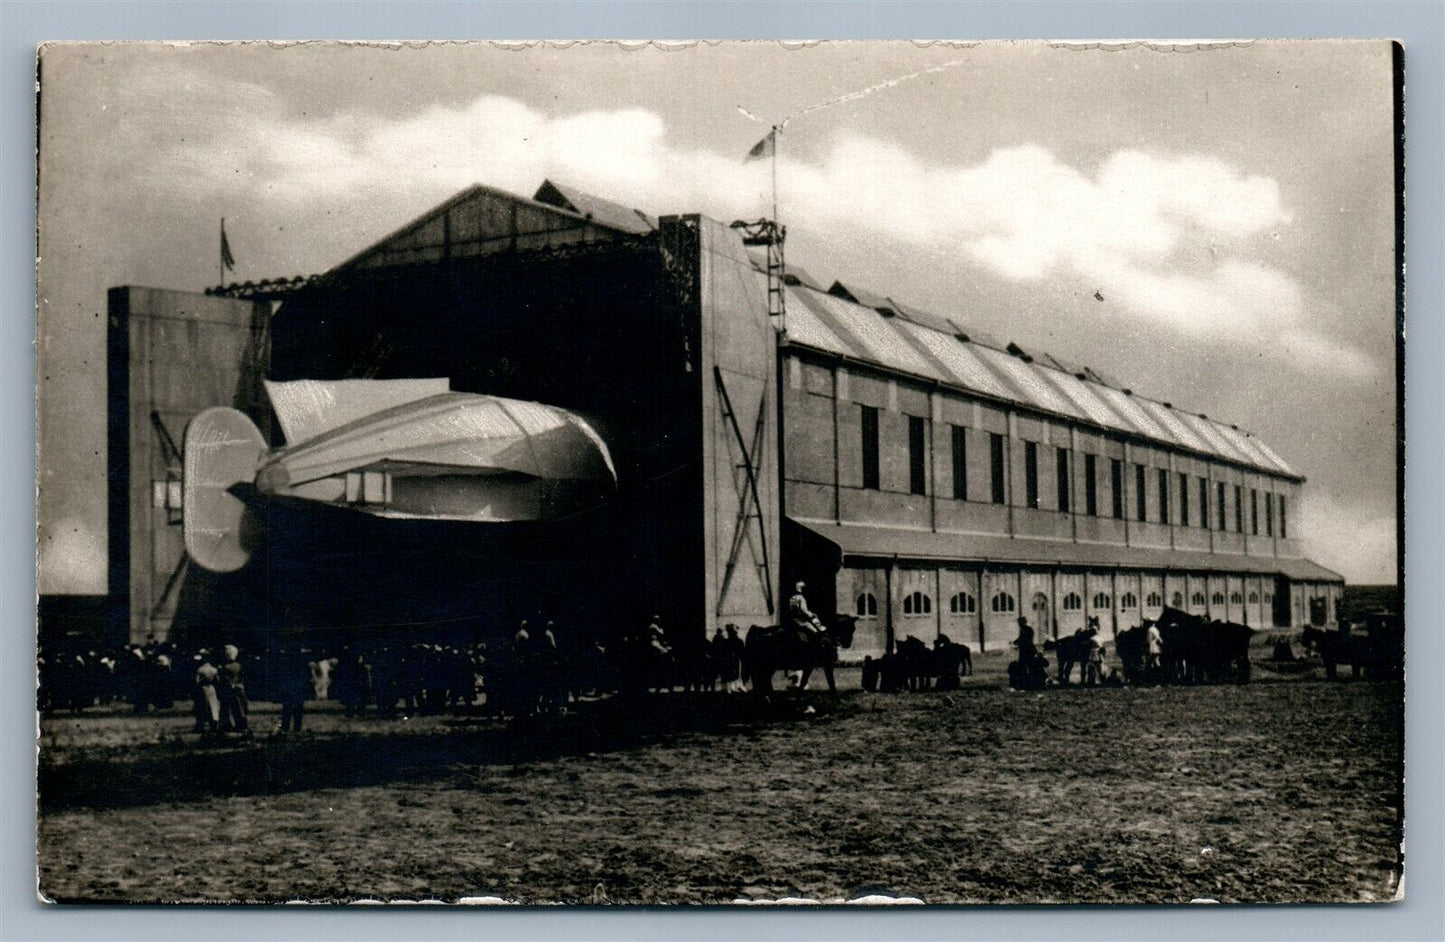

{"left": 216, "top": 643, "right": 249, "bottom": 734}
{"left": 192, "top": 649, "right": 220, "bottom": 734}
{"left": 1145, "top": 620, "right": 1164, "bottom": 677}
{"left": 275, "top": 646, "right": 311, "bottom": 734}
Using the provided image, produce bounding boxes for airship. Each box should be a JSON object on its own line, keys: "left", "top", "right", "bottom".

{"left": 182, "top": 378, "right": 618, "bottom": 574}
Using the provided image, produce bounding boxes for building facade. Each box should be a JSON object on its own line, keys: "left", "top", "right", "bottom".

{"left": 773, "top": 275, "right": 1342, "bottom": 660}
{"left": 98, "top": 180, "right": 1342, "bottom": 650}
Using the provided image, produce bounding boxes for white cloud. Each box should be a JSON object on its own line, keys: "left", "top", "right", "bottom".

{"left": 1299, "top": 490, "right": 1397, "bottom": 585}
{"left": 135, "top": 82, "right": 1374, "bottom": 381}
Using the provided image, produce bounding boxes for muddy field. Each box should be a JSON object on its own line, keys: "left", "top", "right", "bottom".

{"left": 37, "top": 652, "right": 1403, "bottom": 905}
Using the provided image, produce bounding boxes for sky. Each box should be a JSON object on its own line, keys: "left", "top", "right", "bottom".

{"left": 35, "top": 40, "right": 1399, "bottom": 593}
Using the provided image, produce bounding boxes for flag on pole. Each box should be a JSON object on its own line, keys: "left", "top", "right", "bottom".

{"left": 744, "top": 128, "right": 776, "bottom": 163}
{"left": 220, "top": 219, "right": 236, "bottom": 271}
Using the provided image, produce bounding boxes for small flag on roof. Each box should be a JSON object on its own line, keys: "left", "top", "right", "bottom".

{"left": 220, "top": 218, "right": 236, "bottom": 271}
{"left": 745, "top": 128, "right": 777, "bottom": 163}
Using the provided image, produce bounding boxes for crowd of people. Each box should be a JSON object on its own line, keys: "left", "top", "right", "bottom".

{"left": 37, "top": 636, "right": 488, "bottom": 733}
{"left": 36, "top": 611, "right": 762, "bottom": 733}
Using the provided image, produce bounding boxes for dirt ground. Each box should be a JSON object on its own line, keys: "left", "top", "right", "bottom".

{"left": 36, "top": 651, "right": 1404, "bottom": 905}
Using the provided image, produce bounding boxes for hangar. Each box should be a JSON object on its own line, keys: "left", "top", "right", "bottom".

{"left": 103, "top": 179, "right": 1342, "bottom": 655}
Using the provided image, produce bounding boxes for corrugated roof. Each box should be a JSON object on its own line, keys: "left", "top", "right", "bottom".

{"left": 792, "top": 520, "right": 1343, "bottom": 582}
{"left": 533, "top": 179, "right": 655, "bottom": 235}
{"left": 893, "top": 320, "right": 1019, "bottom": 401}
{"left": 793, "top": 289, "right": 945, "bottom": 381}
{"left": 777, "top": 279, "right": 1300, "bottom": 479}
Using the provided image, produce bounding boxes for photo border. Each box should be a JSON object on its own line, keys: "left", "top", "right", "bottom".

{"left": 8, "top": 3, "right": 1440, "bottom": 939}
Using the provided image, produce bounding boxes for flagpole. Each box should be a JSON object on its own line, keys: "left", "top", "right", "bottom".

{"left": 219, "top": 217, "right": 226, "bottom": 290}
{"left": 770, "top": 126, "right": 778, "bottom": 227}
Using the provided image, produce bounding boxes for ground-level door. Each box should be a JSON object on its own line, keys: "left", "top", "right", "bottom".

{"left": 1273, "top": 575, "right": 1292, "bottom": 628}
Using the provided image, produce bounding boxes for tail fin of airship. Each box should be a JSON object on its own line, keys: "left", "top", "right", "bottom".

{"left": 183, "top": 407, "right": 269, "bottom": 573}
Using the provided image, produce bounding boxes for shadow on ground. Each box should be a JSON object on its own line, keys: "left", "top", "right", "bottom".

{"left": 39, "top": 692, "right": 862, "bottom": 812}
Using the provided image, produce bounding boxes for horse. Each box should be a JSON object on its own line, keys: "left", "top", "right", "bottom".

{"left": 1114, "top": 624, "right": 1147, "bottom": 685}
{"left": 1156, "top": 608, "right": 1253, "bottom": 684}
{"left": 743, "top": 615, "right": 857, "bottom": 697}
{"left": 1300, "top": 625, "right": 1374, "bottom": 679}
{"left": 927, "top": 635, "right": 973, "bottom": 690}
{"left": 894, "top": 635, "right": 932, "bottom": 690}
{"left": 1045, "top": 620, "right": 1099, "bottom": 685}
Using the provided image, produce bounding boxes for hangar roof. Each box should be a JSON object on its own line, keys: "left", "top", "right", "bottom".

{"left": 793, "top": 520, "right": 1343, "bottom": 583}
{"left": 307, "top": 176, "right": 1298, "bottom": 481}
{"left": 778, "top": 275, "right": 1301, "bottom": 481}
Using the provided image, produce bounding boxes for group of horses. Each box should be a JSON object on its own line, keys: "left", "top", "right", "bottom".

{"left": 860, "top": 635, "right": 974, "bottom": 692}
{"left": 1112, "top": 607, "right": 1256, "bottom": 686}
{"left": 1297, "top": 619, "right": 1404, "bottom": 680}
{"left": 483, "top": 615, "right": 862, "bottom": 713}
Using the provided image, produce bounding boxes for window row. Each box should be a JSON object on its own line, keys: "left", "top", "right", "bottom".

{"left": 859, "top": 408, "right": 1291, "bottom": 537}
{"left": 854, "top": 586, "right": 1270, "bottom": 619}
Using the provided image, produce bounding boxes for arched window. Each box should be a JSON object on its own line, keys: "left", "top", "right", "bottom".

{"left": 1248, "top": 591, "right": 1260, "bottom": 604}
{"left": 855, "top": 592, "right": 878, "bottom": 618}
{"left": 903, "top": 591, "right": 932, "bottom": 616}
{"left": 1230, "top": 592, "right": 1243, "bottom": 604}
{"left": 1263, "top": 592, "right": 1274, "bottom": 604}
{"left": 1171, "top": 592, "right": 1184, "bottom": 608}
{"left": 1121, "top": 592, "right": 1138, "bottom": 610}
{"left": 1062, "top": 592, "right": 1083, "bottom": 612}
{"left": 1211, "top": 592, "right": 1225, "bottom": 605}
{"left": 949, "top": 591, "right": 977, "bottom": 614}
{"left": 990, "top": 591, "right": 1016, "bottom": 613}
{"left": 1191, "top": 592, "right": 1206, "bottom": 607}
{"left": 1092, "top": 592, "right": 1112, "bottom": 609}
{"left": 1145, "top": 592, "right": 1162, "bottom": 608}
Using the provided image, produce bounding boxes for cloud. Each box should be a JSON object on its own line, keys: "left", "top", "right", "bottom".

{"left": 1299, "top": 490, "right": 1397, "bottom": 585}
{"left": 130, "top": 78, "right": 1374, "bottom": 380}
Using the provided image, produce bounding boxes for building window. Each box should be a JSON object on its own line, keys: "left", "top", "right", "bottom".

{"left": 1056, "top": 447, "right": 1072, "bottom": 513}
{"left": 1199, "top": 477, "right": 1209, "bottom": 529}
{"left": 1264, "top": 591, "right": 1274, "bottom": 604}
{"left": 1178, "top": 471, "right": 1190, "bottom": 527}
{"left": 861, "top": 406, "right": 880, "bottom": 490}
{"left": 1191, "top": 592, "right": 1206, "bottom": 607}
{"left": 1171, "top": 591, "right": 1184, "bottom": 608}
{"left": 1235, "top": 484, "right": 1244, "bottom": 532}
{"left": 989, "top": 433, "right": 1006, "bottom": 504}
{"left": 1121, "top": 592, "right": 1138, "bottom": 610}
{"left": 1111, "top": 459, "right": 1124, "bottom": 520}
{"left": 1085, "top": 454, "right": 1098, "bottom": 517}
{"left": 1092, "top": 592, "right": 1112, "bottom": 609}
{"left": 1061, "top": 592, "right": 1082, "bottom": 612}
{"left": 1136, "top": 464, "right": 1147, "bottom": 522}
{"left": 855, "top": 592, "right": 878, "bottom": 618}
{"left": 1212, "top": 592, "right": 1225, "bottom": 605}
{"left": 1146, "top": 592, "right": 1162, "bottom": 608}
{"left": 1248, "top": 591, "right": 1259, "bottom": 604}
{"left": 1251, "top": 488, "right": 1259, "bottom": 535}
{"left": 1230, "top": 592, "right": 1243, "bottom": 604}
{"left": 951, "top": 425, "right": 968, "bottom": 501}
{"left": 1025, "top": 441, "right": 1040, "bottom": 509}
{"left": 990, "top": 591, "right": 1016, "bottom": 613}
{"left": 949, "top": 591, "right": 977, "bottom": 614}
{"left": 907, "top": 415, "right": 927, "bottom": 496}
{"left": 1265, "top": 492, "right": 1275, "bottom": 536}
{"left": 903, "top": 591, "right": 932, "bottom": 616}
{"left": 1158, "top": 468, "right": 1170, "bottom": 525}
{"left": 1279, "top": 495, "right": 1287, "bottom": 538}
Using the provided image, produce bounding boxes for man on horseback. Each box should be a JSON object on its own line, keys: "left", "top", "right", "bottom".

{"left": 788, "top": 581, "right": 824, "bottom": 645}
